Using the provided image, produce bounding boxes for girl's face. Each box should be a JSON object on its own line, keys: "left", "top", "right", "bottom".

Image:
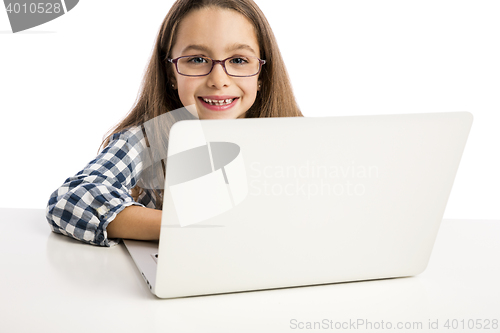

{"left": 170, "top": 7, "right": 261, "bottom": 120}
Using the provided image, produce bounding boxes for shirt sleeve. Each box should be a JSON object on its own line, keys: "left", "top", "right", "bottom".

{"left": 45, "top": 126, "right": 149, "bottom": 247}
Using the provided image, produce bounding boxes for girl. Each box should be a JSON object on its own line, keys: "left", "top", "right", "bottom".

{"left": 46, "top": 0, "right": 303, "bottom": 246}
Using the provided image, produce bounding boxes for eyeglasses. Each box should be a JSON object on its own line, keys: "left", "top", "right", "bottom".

{"left": 168, "top": 55, "right": 266, "bottom": 77}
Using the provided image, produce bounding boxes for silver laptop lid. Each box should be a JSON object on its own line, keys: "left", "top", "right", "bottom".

{"left": 155, "top": 112, "right": 472, "bottom": 298}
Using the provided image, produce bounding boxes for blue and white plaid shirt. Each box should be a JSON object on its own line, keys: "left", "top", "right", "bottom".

{"left": 46, "top": 126, "right": 158, "bottom": 246}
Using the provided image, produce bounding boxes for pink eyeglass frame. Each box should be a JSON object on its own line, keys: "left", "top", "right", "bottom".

{"left": 167, "top": 55, "right": 266, "bottom": 77}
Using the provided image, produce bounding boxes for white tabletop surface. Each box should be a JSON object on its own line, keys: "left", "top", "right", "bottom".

{"left": 0, "top": 208, "right": 499, "bottom": 333}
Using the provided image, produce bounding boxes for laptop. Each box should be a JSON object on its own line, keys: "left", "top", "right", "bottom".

{"left": 124, "top": 111, "right": 473, "bottom": 299}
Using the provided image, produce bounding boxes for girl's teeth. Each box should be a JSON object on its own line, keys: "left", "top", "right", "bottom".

{"left": 203, "top": 98, "right": 234, "bottom": 105}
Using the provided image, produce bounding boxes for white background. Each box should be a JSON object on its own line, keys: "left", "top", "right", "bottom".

{"left": 0, "top": 0, "right": 498, "bottom": 219}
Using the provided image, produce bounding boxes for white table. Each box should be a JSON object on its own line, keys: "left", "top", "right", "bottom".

{"left": 0, "top": 208, "right": 499, "bottom": 333}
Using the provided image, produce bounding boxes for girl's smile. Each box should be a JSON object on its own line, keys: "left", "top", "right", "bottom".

{"left": 198, "top": 95, "right": 239, "bottom": 111}
{"left": 169, "top": 7, "right": 261, "bottom": 120}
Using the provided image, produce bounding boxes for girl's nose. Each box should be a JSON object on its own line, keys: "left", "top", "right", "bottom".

{"left": 206, "top": 62, "right": 231, "bottom": 89}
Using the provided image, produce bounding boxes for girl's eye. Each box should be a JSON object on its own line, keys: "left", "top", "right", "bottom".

{"left": 229, "top": 57, "right": 249, "bottom": 65}
{"left": 187, "top": 57, "right": 208, "bottom": 64}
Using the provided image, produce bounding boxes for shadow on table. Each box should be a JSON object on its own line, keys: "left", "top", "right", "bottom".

{"left": 45, "top": 232, "right": 156, "bottom": 299}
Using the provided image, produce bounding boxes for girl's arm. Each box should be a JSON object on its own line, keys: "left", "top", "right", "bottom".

{"left": 46, "top": 126, "right": 155, "bottom": 246}
{"left": 107, "top": 205, "right": 162, "bottom": 240}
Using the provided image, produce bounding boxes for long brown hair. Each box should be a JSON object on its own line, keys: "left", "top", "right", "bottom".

{"left": 102, "top": 0, "right": 303, "bottom": 208}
